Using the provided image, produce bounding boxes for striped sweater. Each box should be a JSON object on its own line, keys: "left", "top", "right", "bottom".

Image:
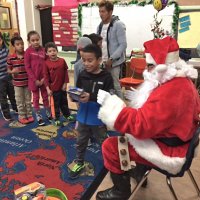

{"left": 7, "top": 53, "right": 28, "bottom": 87}
{"left": 0, "top": 45, "right": 9, "bottom": 80}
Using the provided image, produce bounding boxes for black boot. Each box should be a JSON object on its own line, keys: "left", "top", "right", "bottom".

{"left": 129, "top": 163, "right": 150, "bottom": 188}
{"left": 96, "top": 172, "right": 131, "bottom": 200}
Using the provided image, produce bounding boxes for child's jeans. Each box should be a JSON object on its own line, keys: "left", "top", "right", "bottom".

{"left": 52, "top": 90, "right": 70, "bottom": 120}
{"left": 0, "top": 77, "right": 17, "bottom": 115}
{"left": 76, "top": 122, "right": 107, "bottom": 164}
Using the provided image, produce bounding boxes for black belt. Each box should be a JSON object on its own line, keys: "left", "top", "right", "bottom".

{"left": 157, "top": 137, "right": 191, "bottom": 147}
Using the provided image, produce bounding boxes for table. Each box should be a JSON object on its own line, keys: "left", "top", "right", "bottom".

{"left": 188, "top": 58, "right": 200, "bottom": 88}
{"left": 188, "top": 58, "right": 200, "bottom": 68}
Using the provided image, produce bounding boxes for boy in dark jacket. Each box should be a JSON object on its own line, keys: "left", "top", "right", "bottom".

{"left": 69, "top": 44, "right": 114, "bottom": 179}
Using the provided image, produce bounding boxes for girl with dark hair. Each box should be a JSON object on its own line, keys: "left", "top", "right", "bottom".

{"left": 24, "top": 30, "right": 51, "bottom": 126}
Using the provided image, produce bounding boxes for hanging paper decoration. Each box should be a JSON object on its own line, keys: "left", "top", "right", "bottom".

{"left": 52, "top": 6, "right": 79, "bottom": 47}
{"left": 54, "top": 0, "right": 78, "bottom": 7}
{"left": 153, "top": 0, "right": 168, "bottom": 12}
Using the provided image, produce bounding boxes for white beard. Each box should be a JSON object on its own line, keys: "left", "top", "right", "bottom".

{"left": 127, "top": 70, "right": 160, "bottom": 109}
{"left": 126, "top": 59, "right": 197, "bottom": 109}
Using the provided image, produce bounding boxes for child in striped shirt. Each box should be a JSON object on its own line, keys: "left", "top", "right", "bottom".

{"left": 0, "top": 32, "right": 17, "bottom": 121}
{"left": 7, "top": 36, "right": 34, "bottom": 124}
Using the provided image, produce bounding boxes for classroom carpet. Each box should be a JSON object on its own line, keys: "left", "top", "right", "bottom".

{"left": 0, "top": 110, "right": 110, "bottom": 200}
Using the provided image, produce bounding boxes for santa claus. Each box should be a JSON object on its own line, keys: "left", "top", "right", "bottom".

{"left": 96, "top": 36, "right": 200, "bottom": 200}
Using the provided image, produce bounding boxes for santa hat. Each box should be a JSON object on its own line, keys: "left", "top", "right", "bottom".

{"left": 144, "top": 36, "right": 179, "bottom": 72}
{"left": 77, "top": 37, "right": 92, "bottom": 50}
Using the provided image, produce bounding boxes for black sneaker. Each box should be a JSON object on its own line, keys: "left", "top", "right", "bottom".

{"left": 38, "top": 118, "right": 45, "bottom": 126}
{"left": 69, "top": 162, "right": 85, "bottom": 179}
{"left": 13, "top": 108, "right": 18, "bottom": 114}
{"left": 36, "top": 113, "right": 45, "bottom": 126}
{"left": 47, "top": 115, "right": 53, "bottom": 122}
{"left": 1, "top": 112, "right": 12, "bottom": 121}
{"left": 46, "top": 109, "right": 53, "bottom": 122}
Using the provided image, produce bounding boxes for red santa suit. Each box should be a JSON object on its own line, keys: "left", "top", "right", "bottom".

{"left": 97, "top": 36, "right": 200, "bottom": 175}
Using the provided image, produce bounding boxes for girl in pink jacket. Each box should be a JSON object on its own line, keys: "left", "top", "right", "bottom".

{"left": 25, "top": 31, "right": 51, "bottom": 126}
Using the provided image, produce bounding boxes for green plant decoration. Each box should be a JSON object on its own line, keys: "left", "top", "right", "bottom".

{"left": 2, "top": 32, "right": 10, "bottom": 47}
{"left": 78, "top": 4, "right": 83, "bottom": 37}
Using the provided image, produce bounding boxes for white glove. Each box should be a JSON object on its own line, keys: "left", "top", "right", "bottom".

{"left": 98, "top": 94, "right": 126, "bottom": 130}
{"left": 97, "top": 89, "right": 111, "bottom": 105}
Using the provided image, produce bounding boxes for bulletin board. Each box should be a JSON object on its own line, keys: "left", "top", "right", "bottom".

{"left": 52, "top": 6, "right": 79, "bottom": 47}
{"left": 178, "top": 11, "right": 200, "bottom": 48}
{"left": 81, "top": 4, "right": 176, "bottom": 56}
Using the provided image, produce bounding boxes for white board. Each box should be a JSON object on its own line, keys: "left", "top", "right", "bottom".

{"left": 81, "top": 4, "right": 175, "bottom": 56}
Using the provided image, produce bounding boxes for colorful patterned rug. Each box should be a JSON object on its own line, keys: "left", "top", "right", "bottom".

{"left": 0, "top": 110, "right": 111, "bottom": 200}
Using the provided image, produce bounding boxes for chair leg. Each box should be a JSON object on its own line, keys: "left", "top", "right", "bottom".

{"left": 128, "top": 169, "right": 151, "bottom": 200}
{"left": 166, "top": 177, "right": 179, "bottom": 200}
{"left": 187, "top": 169, "right": 200, "bottom": 196}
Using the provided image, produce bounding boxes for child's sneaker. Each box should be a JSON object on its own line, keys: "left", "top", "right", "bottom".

{"left": 27, "top": 116, "right": 34, "bottom": 123}
{"left": 69, "top": 162, "right": 85, "bottom": 179}
{"left": 64, "top": 115, "right": 76, "bottom": 122}
{"left": 36, "top": 113, "right": 45, "bottom": 126}
{"left": 18, "top": 117, "right": 29, "bottom": 124}
{"left": 46, "top": 109, "right": 53, "bottom": 122}
{"left": 1, "top": 111, "right": 12, "bottom": 121}
{"left": 53, "top": 120, "right": 63, "bottom": 127}
{"left": 13, "top": 108, "right": 18, "bottom": 114}
{"left": 87, "top": 138, "right": 92, "bottom": 147}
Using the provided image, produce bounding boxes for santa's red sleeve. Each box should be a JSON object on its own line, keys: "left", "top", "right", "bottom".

{"left": 115, "top": 78, "right": 200, "bottom": 142}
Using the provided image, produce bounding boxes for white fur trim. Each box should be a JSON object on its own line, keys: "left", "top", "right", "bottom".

{"left": 127, "top": 59, "right": 197, "bottom": 109}
{"left": 155, "top": 64, "right": 167, "bottom": 73}
{"left": 126, "top": 134, "right": 186, "bottom": 174}
{"left": 145, "top": 51, "right": 179, "bottom": 65}
{"left": 166, "top": 51, "right": 179, "bottom": 64}
{"left": 172, "top": 59, "right": 198, "bottom": 79}
{"left": 98, "top": 95, "right": 126, "bottom": 130}
{"left": 145, "top": 53, "right": 157, "bottom": 65}
{"left": 127, "top": 78, "right": 159, "bottom": 109}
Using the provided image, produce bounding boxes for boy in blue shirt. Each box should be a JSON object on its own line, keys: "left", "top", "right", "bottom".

{"left": 69, "top": 44, "right": 114, "bottom": 179}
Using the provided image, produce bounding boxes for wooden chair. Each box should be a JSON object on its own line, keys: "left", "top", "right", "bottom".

{"left": 129, "top": 127, "right": 200, "bottom": 200}
{"left": 120, "top": 57, "right": 146, "bottom": 89}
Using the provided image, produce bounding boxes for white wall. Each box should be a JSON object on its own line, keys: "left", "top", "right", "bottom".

{"left": 17, "top": 0, "right": 28, "bottom": 47}
{"left": 17, "top": 0, "right": 52, "bottom": 48}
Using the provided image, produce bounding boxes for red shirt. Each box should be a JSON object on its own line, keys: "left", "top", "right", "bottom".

{"left": 7, "top": 53, "right": 28, "bottom": 87}
{"left": 43, "top": 57, "right": 69, "bottom": 92}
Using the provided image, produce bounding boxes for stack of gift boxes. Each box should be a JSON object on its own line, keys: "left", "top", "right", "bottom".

{"left": 52, "top": 6, "right": 79, "bottom": 48}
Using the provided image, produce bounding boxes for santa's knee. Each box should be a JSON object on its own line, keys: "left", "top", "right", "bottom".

{"left": 102, "top": 137, "right": 118, "bottom": 156}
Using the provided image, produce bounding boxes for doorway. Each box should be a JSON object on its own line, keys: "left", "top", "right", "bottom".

{"left": 40, "top": 7, "right": 53, "bottom": 47}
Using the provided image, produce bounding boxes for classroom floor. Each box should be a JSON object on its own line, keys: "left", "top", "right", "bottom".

{"left": 68, "top": 70, "right": 200, "bottom": 200}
